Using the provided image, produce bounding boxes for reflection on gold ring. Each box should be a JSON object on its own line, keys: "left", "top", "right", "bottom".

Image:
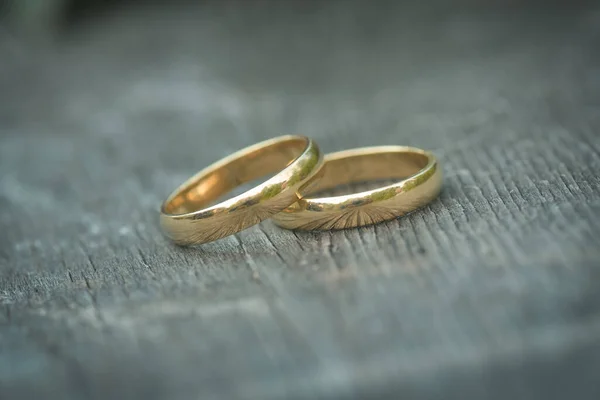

{"left": 160, "top": 136, "right": 323, "bottom": 245}
{"left": 272, "top": 146, "right": 441, "bottom": 230}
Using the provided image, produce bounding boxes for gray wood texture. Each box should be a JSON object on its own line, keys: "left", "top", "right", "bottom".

{"left": 1, "top": 1, "right": 600, "bottom": 399}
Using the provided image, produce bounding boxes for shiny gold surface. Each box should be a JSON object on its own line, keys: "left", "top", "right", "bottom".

{"left": 160, "top": 136, "right": 323, "bottom": 245}
{"left": 272, "top": 146, "right": 442, "bottom": 230}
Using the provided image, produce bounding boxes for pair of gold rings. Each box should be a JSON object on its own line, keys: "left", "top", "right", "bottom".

{"left": 160, "top": 136, "right": 442, "bottom": 245}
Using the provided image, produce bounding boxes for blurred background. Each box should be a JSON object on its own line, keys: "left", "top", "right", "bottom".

{"left": 3, "top": 0, "right": 598, "bottom": 172}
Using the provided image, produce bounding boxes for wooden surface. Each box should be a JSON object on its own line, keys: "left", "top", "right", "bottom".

{"left": 1, "top": 1, "right": 600, "bottom": 399}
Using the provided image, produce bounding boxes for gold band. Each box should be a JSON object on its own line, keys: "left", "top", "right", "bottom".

{"left": 272, "top": 146, "right": 441, "bottom": 230}
{"left": 160, "top": 136, "right": 323, "bottom": 245}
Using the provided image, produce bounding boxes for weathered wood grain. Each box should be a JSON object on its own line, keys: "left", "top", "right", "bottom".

{"left": 1, "top": 1, "right": 600, "bottom": 399}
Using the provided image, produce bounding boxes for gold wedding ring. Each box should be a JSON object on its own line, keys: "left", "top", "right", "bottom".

{"left": 160, "top": 136, "right": 323, "bottom": 245}
{"left": 272, "top": 146, "right": 441, "bottom": 230}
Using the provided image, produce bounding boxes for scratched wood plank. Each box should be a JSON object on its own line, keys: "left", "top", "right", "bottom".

{"left": 1, "top": 1, "right": 600, "bottom": 399}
